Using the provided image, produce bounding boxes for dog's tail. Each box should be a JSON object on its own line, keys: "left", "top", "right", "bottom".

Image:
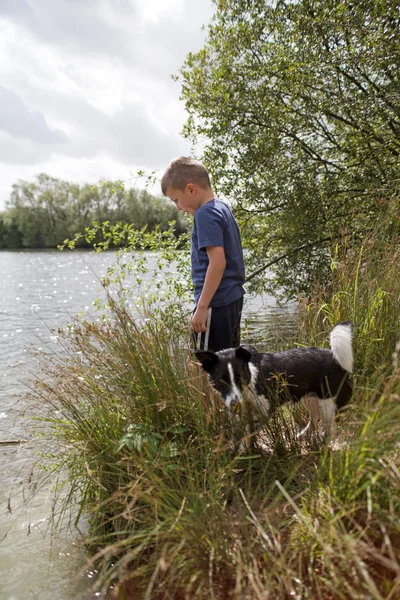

{"left": 329, "top": 321, "right": 353, "bottom": 373}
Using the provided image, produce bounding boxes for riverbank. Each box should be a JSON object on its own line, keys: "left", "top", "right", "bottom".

{"left": 31, "top": 223, "right": 400, "bottom": 599}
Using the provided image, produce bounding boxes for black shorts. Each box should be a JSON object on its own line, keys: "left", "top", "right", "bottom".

{"left": 192, "top": 296, "right": 244, "bottom": 353}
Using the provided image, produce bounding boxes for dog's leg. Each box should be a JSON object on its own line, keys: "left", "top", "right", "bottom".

{"left": 225, "top": 408, "right": 248, "bottom": 453}
{"left": 248, "top": 391, "right": 270, "bottom": 418}
{"left": 318, "top": 398, "right": 336, "bottom": 444}
{"left": 242, "top": 389, "right": 271, "bottom": 449}
{"left": 299, "top": 394, "right": 320, "bottom": 438}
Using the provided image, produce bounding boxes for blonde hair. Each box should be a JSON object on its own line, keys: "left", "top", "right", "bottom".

{"left": 161, "top": 157, "right": 211, "bottom": 195}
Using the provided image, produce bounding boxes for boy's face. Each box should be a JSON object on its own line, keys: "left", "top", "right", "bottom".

{"left": 165, "top": 184, "right": 200, "bottom": 216}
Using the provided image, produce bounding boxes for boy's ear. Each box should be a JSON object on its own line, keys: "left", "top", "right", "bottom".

{"left": 235, "top": 346, "right": 252, "bottom": 363}
{"left": 195, "top": 350, "right": 219, "bottom": 373}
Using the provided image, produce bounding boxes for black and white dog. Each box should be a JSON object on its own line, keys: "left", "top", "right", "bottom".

{"left": 196, "top": 322, "right": 354, "bottom": 443}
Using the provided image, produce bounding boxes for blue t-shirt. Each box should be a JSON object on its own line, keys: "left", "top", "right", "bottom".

{"left": 191, "top": 198, "right": 245, "bottom": 308}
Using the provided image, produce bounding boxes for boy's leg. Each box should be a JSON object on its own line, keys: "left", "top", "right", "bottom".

{"left": 192, "top": 296, "right": 244, "bottom": 352}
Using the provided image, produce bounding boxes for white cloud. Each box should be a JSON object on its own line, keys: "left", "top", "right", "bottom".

{"left": 0, "top": 0, "right": 214, "bottom": 209}
{"left": 0, "top": 87, "right": 68, "bottom": 146}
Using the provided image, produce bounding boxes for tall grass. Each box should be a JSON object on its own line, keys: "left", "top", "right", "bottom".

{"left": 297, "top": 210, "right": 400, "bottom": 378}
{"left": 31, "top": 217, "right": 400, "bottom": 599}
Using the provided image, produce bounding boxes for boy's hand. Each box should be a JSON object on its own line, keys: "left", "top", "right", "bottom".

{"left": 191, "top": 305, "right": 208, "bottom": 333}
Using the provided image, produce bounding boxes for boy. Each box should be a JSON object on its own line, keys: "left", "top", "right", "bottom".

{"left": 161, "top": 156, "right": 245, "bottom": 352}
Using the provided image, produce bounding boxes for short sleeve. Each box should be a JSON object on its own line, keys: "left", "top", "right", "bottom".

{"left": 195, "top": 205, "right": 225, "bottom": 250}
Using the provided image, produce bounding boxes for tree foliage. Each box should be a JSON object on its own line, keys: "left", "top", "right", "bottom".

{"left": 180, "top": 0, "right": 400, "bottom": 297}
{"left": 0, "top": 174, "right": 187, "bottom": 249}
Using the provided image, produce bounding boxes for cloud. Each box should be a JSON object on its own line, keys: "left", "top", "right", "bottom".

{"left": 1, "top": 85, "right": 189, "bottom": 166}
{"left": 0, "top": 132, "right": 54, "bottom": 165}
{"left": 0, "top": 0, "right": 137, "bottom": 60}
{"left": 0, "top": 87, "right": 68, "bottom": 145}
{"left": 0, "top": 0, "right": 215, "bottom": 208}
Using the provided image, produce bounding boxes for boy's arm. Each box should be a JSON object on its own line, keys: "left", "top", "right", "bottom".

{"left": 191, "top": 246, "right": 226, "bottom": 333}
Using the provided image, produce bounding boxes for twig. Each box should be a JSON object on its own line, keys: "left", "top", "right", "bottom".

{"left": 0, "top": 439, "right": 31, "bottom": 445}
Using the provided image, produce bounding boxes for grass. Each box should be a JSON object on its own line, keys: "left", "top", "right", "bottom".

{"left": 31, "top": 218, "right": 400, "bottom": 599}
{"left": 297, "top": 217, "right": 400, "bottom": 378}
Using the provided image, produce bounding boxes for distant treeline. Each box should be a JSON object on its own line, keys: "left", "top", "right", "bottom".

{"left": 0, "top": 174, "right": 188, "bottom": 249}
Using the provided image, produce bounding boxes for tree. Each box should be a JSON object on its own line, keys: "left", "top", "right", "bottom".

{"left": 180, "top": 0, "right": 400, "bottom": 297}
{"left": 3, "top": 175, "right": 188, "bottom": 248}
{"left": 0, "top": 213, "right": 22, "bottom": 248}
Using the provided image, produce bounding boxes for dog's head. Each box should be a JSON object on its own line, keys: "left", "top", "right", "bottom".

{"left": 195, "top": 346, "right": 253, "bottom": 412}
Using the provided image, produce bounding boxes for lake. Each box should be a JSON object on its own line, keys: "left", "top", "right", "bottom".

{"left": 0, "top": 249, "right": 295, "bottom": 599}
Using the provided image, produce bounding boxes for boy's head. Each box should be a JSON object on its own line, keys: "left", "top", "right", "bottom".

{"left": 161, "top": 157, "right": 213, "bottom": 215}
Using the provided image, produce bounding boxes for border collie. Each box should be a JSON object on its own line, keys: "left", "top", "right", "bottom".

{"left": 196, "top": 322, "right": 353, "bottom": 443}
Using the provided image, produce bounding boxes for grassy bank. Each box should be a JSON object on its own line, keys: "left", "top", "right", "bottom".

{"left": 32, "top": 226, "right": 400, "bottom": 599}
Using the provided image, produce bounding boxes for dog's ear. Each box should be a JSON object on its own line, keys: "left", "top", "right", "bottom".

{"left": 195, "top": 350, "right": 219, "bottom": 373}
{"left": 235, "top": 346, "right": 252, "bottom": 362}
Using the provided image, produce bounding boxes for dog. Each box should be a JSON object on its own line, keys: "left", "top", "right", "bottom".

{"left": 195, "top": 322, "right": 354, "bottom": 444}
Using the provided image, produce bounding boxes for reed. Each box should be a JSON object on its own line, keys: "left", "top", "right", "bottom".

{"left": 32, "top": 216, "right": 400, "bottom": 599}
{"left": 297, "top": 210, "right": 400, "bottom": 379}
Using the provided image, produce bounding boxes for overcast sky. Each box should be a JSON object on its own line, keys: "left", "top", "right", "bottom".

{"left": 0, "top": 0, "right": 215, "bottom": 209}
